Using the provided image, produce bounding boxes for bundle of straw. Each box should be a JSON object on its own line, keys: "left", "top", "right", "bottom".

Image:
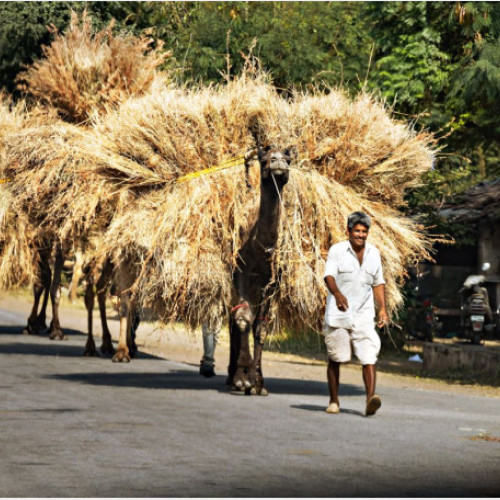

{"left": 0, "top": 95, "right": 50, "bottom": 289}
{"left": 17, "top": 10, "right": 171, "bottom": 123}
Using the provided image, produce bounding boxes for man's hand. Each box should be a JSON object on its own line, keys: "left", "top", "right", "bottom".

{"left": 377, "top": 308, "right": 389, "bottom": 328}
{"left": 334, "top": 291, "right": 349, "bottom": 311}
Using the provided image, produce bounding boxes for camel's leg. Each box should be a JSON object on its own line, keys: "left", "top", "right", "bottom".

{"left": 200, "top": 316, "right": 222, "bottom": 377}
{"left": 83, "top": 268, "right": 98, "bottom": 356}
{"left": 49, "top": 244, "right": 66, "bottom": 340}
{"left": 227, "top": 315, "right": 240, "bottom": 386}
{"left": 112, "top": 291, "right": 131, "bottom": 363}
{"left": 128, "top": 303, "right": 140, "bottom": 359}
{"left": 69, "top": 248, "right": 84, "bottom": 304}
{"left": 23, "top": 247, "right": 51, "bottom": 335}
{"left": 23, "top": 282, "right": 47, "bottom": 335}
{"left": 35, "top": 247, "right": 52, "bottom": 333}
{"left": 36, "top": 272, "right": 51, "bottom": 332}
{"left": 251, "top": 304, "right": 271, "bottom": 396}
{"left": 231, "top": 305, "right": 256, "bottom": 392}
{"left": 96, "top": 260, "right": 115, "bottom": 355}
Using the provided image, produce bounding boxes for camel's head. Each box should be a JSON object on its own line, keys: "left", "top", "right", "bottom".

{"left": 258, "top": 146, "right": 293, "bottom": 186}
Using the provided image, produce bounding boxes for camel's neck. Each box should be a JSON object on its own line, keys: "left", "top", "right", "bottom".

{"left": 252, "top": 178, "right": 285, "bottom": 249}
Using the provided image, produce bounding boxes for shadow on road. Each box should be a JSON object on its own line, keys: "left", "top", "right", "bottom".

{"left": 291, "top": 404, "right": 365, "bottom": 417}
{"left": 45, "top": 370, "right": 365, "bottom": 397}
{"left": 0, "top": 325, "right": 90, "bottom": 337}
{"left": 0, "top": 328, "right": 365, "bottom": 397}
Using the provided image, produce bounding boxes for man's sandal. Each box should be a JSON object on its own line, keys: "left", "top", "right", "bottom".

{"left": 366, "top": 395, "right": 382, "bottom": 416}
{"left": 326, "top": 402, "right": 340, "bottom": 414}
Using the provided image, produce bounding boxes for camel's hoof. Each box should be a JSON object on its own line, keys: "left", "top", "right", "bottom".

{"left": 100, "top": 343, "right": 115, "bottom": 356}
{"left": 49, "top": 329, "right": 67, "bottom": 340}
{"left": 112, "top": 351, "right": 131, "bottom": 363}
{"left": 23, "top": 324, "right": 40, "bottom": 336}
{"left": 83, "top": 348, "right": 99, "bottom": 357}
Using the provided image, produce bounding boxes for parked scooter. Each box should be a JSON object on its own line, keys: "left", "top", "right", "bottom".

{"left": 459, "top": 263, "right": 493, "bottom": 344}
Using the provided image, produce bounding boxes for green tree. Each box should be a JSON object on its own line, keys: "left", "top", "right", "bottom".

{"left": 138, "top": 2, "right": 373, "bottom": 91}
{"left": 363, "top": 1, "right": 500, "bottom": 224}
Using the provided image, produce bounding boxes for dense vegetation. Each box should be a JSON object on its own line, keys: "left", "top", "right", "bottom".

{"left": 1, "top": 1, "right": 499, "bottom": 231}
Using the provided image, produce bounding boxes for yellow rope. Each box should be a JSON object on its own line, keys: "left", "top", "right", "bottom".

{"left": 0, "top": 178, "right": 12, "bottom": 184}
{"left": 175, "top": 154, "right": 246, "bottom": 183}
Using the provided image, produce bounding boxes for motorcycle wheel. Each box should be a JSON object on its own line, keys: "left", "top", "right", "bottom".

{"left": 472, "top": 332, "right": 481, "bottom": 345}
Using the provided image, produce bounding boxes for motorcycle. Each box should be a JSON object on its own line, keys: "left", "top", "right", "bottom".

{"left": 459, "top": 263, "right": 493, "bottom": 345}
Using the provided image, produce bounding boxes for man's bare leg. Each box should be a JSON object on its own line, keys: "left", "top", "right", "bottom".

{"left": 326, "top": 359, "right": 340, "bottom": 413}
{"left": 363, "top": 364, "right": 381, "bottom": 416}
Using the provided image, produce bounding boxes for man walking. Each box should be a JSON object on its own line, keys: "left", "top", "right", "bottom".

{"left": 323, "top": 211, "right": 388, "bottom": 416}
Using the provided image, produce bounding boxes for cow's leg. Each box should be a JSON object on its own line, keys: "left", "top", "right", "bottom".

{"left": 97, "top": 260, "right": 115, "bottom": 355}
{"left": 112, "top": 291, "right": 131, "bottom": 363}
{"left": 83, "top": 266, "right": 98, "bottom": 356}
{"left": 49, "top": 244, "right": 66, "bottom": 340}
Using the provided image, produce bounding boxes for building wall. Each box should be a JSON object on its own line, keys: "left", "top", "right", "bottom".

{"left": 478, "top": 220, "right": 500, "bottom": 312}
{"left": 478, "top": 220, "right": 500, "bottom": 275}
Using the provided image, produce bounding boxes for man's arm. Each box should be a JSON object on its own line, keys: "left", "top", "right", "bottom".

{"left": 373, "top": 283, "right": 389, "bottom": 327}
{"left": 325, "top": 275, "right": 349, "bottom": 311}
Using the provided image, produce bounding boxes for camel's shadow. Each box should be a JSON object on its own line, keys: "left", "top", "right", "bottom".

{"left": 45, "top": 370, "right": 365, "bottom": 397}
{"left": 0, "top": 328, "right": 365, "bottom": 397}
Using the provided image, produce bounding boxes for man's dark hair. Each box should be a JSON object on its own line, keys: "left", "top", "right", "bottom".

{"left": 347, "top": 211, "right": 371, "bottom": 231}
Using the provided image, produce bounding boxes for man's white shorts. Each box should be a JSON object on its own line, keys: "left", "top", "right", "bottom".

{"left": 323, "top": 320, "right": 381, "bottom": 365}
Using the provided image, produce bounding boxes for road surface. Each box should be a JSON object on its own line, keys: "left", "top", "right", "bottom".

{"left": 0, "top": 300, "right": 499, "bottom": 497}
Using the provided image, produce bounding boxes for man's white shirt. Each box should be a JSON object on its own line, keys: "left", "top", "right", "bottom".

{"left": 324, "top": 240, "right": 385, "bottom": 329}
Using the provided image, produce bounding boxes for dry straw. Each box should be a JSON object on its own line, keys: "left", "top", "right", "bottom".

{"left": 17, "top": 10, "right": 171, "bottom": 123}
{"left": 0, "top": 10, "right": 171, "bottom": 289}
{"left": 0, "top": 95, "right": 52, "bottom": 289}
{"left": 69, "top": 70, "right": 436, "bottom": 333}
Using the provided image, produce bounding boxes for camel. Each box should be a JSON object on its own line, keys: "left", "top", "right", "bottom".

{"left": 228, "top": 144, "right": 292, "bottom": 395}
{"left": 23, "top": 241, "right": 118, "bottom": 356}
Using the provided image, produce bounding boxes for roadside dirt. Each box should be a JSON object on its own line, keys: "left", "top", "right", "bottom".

{"left": 1, "top": 291, "right": 499, "bottom": 399}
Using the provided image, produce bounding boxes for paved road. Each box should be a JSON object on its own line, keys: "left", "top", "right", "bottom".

{"left": 0, "top": 306, "right": 499, "bottom": 497}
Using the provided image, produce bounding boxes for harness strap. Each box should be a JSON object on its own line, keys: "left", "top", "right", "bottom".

{"left": 231, "top": 302, "right": 249, "bottom": 313}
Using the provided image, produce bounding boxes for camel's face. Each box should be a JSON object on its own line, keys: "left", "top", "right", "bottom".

{"left": 259, "top": 147, "right": 292, "bottom": 184}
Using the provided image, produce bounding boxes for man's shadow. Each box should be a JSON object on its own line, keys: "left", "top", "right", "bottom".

{"left": 291, "top": 403, "right": 364, "bottom": 417}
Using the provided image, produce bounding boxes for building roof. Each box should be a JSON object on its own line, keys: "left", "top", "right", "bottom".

{"left": 439, "top": 178, "right": 500, "bottom": 222}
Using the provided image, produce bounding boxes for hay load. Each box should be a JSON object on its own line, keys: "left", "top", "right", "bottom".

{"left": 71, "top": 70, "right": 436, "bottom": 333}
{"left": 16, "top": 10, "right": 171, "bottom": 123}
{"left": 0, "top": 95, "right": 51, "bottom": 289}
{"left": 0, "top": 10, "right": 172, "bottom": 291}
